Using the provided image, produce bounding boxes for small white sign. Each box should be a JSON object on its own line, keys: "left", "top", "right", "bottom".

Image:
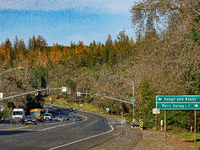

{"left": 80, "top": 104, "right": 82, "bottom": 106}
{"left": 62, "top": 87, "right": 67, "bottom": 92}
{"left": 152, "top": 108, "right": 160, "bottom": 114}
{"left": 0, "top": 105, "right": 4, "bottom": 111}
{"left": 49, "top": 97, "right": 51, "bottom": 101}
{"left": 77, "top": 92, "right": 81, "bottom": 96}
{"left": 0, "top": 93, "right": 3, "bottom": 99}
{"left": 161, "top": 120, "right": 163, "bottom": 125}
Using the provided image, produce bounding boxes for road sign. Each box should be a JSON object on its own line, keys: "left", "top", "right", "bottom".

{"left": 67, "top": 87, "right": 71, "bottom": 94}
{"left": 0, "top": 93, "right": 3, "bottom": 99}
{"left": 35, "top": 89, "right": 38, "bottom": 96}
{"left": 106, "top": 108, "right": 109, "bottom": 112}
{"left": 156, "top": 95, "right": 200, "bottom": 110}
{"left": 47, "top": 87, "right": 50, "bottom": 94}
{"left": 77, "top": 92, "right": 81, "bottom": 96}
{"left": 152, "top": 108, "right": 160, "bottom": 114}
{"left": 0, "top": 105, "right": 4, "bottom": 111}
{"left": 49, "top": 97, "right": 51, "bottom": 101}
{"left": 62, "top": 87, "right": 67, "bottom": 92}
{"left": 140, "top": 120, "right": 143, "bottom": 128}
{"left": 131, "top": 97, "right": 136, "bottom": 103}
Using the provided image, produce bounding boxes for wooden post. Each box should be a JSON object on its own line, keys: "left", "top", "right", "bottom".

{"left": 164, "top": 110, "right": 166, "bottom": 142}
{"left": 194, "top": 110, "right": 196, "bottom": 147}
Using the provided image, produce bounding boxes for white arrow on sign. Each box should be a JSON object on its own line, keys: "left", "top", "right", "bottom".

{"left": 194, "top": 104, "right": 198, "bottom": 107}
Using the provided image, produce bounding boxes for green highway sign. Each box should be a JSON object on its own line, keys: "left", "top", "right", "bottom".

{"left": 131, "top": 97, "right": 136, "bottom": 103}
{"left": 156, "top": 95, "right": 200, "bottom": 110}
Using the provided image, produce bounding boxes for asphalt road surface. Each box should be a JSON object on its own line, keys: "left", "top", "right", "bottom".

{"left": 0, "top": 105, "right": 141, "bottom": 150}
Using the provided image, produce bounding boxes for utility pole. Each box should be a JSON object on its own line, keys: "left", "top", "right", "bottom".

{"left": 113, "top": 75, "right": 135, "bottom": 121}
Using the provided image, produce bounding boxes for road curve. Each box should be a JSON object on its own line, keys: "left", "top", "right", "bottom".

{"left": 0, "top": 106, "right": 141, "bottom": 150}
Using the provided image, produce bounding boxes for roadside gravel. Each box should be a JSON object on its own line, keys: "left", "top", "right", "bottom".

{"left": 132, "top": 128, "right": 195, "bottom": 150}
{"left": 89, "top": 115, "right": 195, "bottom": 150}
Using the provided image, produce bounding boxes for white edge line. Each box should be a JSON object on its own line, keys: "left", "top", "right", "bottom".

{"left": 48, "top": 120, "right": 114, "bottom": 150}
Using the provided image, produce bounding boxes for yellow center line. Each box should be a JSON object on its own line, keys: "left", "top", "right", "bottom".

{"left": 0, "top": 122, "right": 59, "bottom": 131}
{"left": 0, "top": 113, "right": 88, "bottom": 131}
{"left": 76, "top": 113, "right": 87, "bottom": 121}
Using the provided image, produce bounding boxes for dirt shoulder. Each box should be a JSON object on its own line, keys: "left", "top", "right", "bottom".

{"left": 132, "top": 127, "right": 195, "bottom": 150}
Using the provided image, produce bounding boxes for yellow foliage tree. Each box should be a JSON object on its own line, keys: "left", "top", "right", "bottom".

{"left": 49, "top": 43, "right": 62, "bottom": 67}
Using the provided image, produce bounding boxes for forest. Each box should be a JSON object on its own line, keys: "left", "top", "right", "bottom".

{"left": 0, "top": 1, "right": 200, "bottom": 130}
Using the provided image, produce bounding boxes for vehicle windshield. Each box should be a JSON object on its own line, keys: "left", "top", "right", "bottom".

{"left": 44, "top": 114, "right": 50, "bottom": 116}
{"left": 30, "top": 112, "right": 40, "bottom": 116}
{"left": 26, "top": 116, "right": 34, "bottom": 119}
{"left": 13, "top": 111, "right": 23, "bottom": 115}
{"left": 58, "top": 115, "right": 63, "bottom": 118}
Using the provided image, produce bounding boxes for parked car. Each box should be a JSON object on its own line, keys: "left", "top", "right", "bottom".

{"left": 69, "top": 112, "right": 75, "bottom": 118}
{"left": 64, "top": 115, "right": 69, "bottom": 121}
{"left": 44, "top": 113, "right": 52, "bottom": 121}
{"left": 24, "top": 115, "right": 37, "bottom": 125}
{"left": 64, "top": 108, "right": 69, "bottom": 111}
{"left": 69, "top": 108, "right": 73, "bottom": 111}
{"left": 52, "top": 116, "right": 58, "bottom": 121}
{"left": 57, "top": 115, "right": 64, "bottom": 121}
{"left": 75, "top": 116, "right": 82, "bottom": 121}
{"left": 56, "top": 108, "right": 60, "bottom": 111}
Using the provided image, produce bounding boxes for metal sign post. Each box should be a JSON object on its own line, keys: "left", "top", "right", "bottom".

{"left": 161, "top": 120, "right": 163, "bottom": 132}
{"left": 194, "top": 110, "right": 196, "bottom": 147}
{"left": 164, "top": 110, "right": 166, "bottom": 142}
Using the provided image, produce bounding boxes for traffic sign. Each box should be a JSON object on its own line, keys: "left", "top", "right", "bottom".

{"left": 140, "top": 120, "right": 143, "bottom": 128}
{"left": 62, "top": 87, "right": 67, "bottom": 92}
{"left": 77, "top": 92, "right": 81, "bottom": 96}
{"left": 0, "top": 105, "right": 4, "bottom": 111}
{"left": 67, "top": 87, "right": 71, "bottom": 94}
{"left": 131, "top": 97, "right": 136, "bottom": 103}
{"left": 156, "top": 95, "right": 200, "bottom": 110}
{"left": 152, "top": 108, "right": 160, "bottom": 114}
{"left": 0, "top": 93, "right": 3, "bottom": 99}
{"left": 106, "top": 108, "right": 109, "bottom": 112}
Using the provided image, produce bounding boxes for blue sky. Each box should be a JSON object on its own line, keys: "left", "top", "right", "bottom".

{"left": 0, "top": 0, "right": 137, "bottom": 46}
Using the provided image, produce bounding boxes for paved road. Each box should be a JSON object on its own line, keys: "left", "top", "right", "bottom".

{"left": 0, "top": 105, "right": 141, "bottom": 150}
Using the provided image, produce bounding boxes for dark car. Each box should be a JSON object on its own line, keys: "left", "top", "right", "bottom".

{"left": 69, "top": 112, "right": 75, "bottom": 118}
{"left": 64, "top": 108, "right": 69, "bottom": 111}
{"left": 57, "top": 115, "right": 64, "bottom": 121}
{"left": 64, "top": 115, "right": 69, "bottom": 121}
{"left": 52, "top": 116, "right": 58, "bottom": 121}
{"left": 69, "top": 108, "right": 73, "bottom": 111}
{"left": 24, "top": 115, "right": 37, "bottom": 125}
{"left": 56, "top": 108, "right": 60, "bottom": 111}
{"left": 75, "top": 116, "right": 82, "bottom": 121}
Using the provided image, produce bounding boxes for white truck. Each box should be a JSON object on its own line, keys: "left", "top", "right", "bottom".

{"left": 44, "top": 113, "right": 52, "bottom": 121}
{"left": 12, "top": 108, "right": 25, "bottom": 124}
